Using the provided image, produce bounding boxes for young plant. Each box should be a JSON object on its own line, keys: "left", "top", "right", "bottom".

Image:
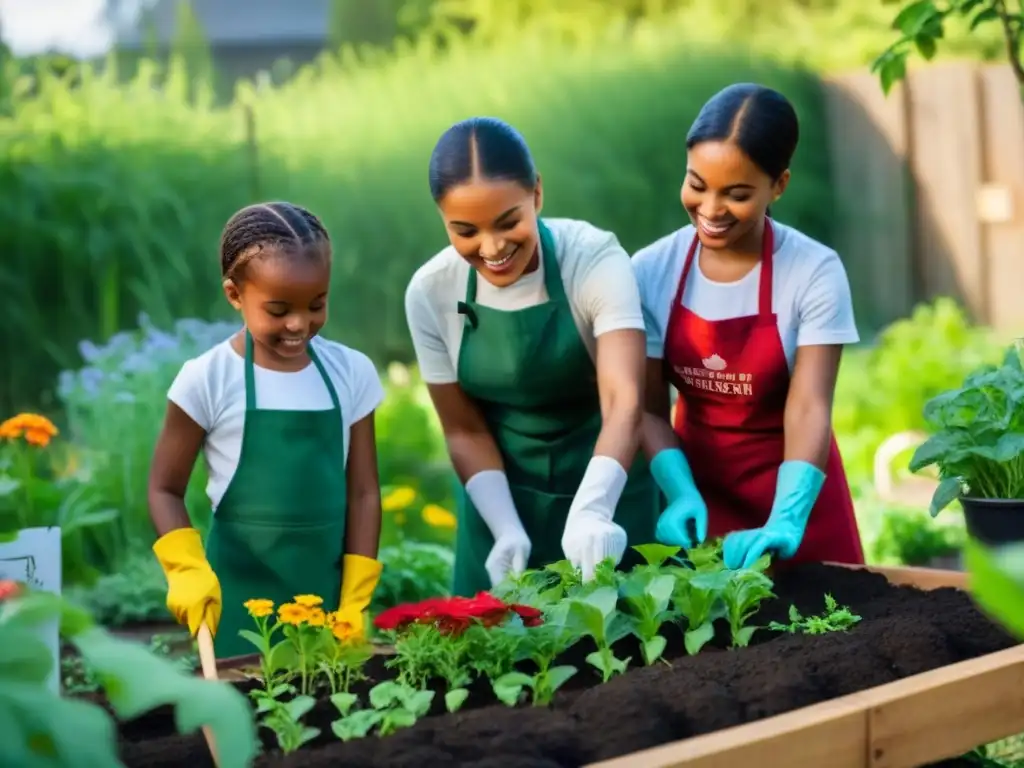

{"left": 910, "top": 345, "right": 1024, "bottom": 516}
{"left": 632, "top": 543, "right": 683, "bottom": 571}
{"left": 252, "top": 683, "right": 319, "bottom": 754}
{"left": 620, "top": 570, "right": 677, "bottom": 665}
{"left": 769, "top": 594, "right": 862, "bottom": 635}
{"left": 566, "top": 587, "right": 632, "bottom": 682}
{"left": 671, "top": 568, "right": 729, "bottom": 655}
{"left": 721, "top": 561, "right": 775, "bottom": 648}
{"left": 330, "top": 681, "right": 434, "bottom": 741}
{"left": 492, "top": 604, "right": 580, "bottom": 707}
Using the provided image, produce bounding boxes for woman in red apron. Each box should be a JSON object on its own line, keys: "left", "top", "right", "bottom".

{"left": 632, "top": 83, "right": 864, "bottom": 571}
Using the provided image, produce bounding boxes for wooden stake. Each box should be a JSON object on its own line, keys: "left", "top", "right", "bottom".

{"left": 196, "top": 623, "right": 221, "bottom": 767}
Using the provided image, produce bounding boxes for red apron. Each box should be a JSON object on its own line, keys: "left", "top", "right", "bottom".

{"left": 664, "top": 220, "right": 864, "bottom": 566}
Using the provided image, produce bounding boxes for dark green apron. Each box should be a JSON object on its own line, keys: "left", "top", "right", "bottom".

{"left": 206, "top": 332, "right": 348, "bottom": 658}
{"left": 451, "top": 221, "right": 659, "bottom": 596}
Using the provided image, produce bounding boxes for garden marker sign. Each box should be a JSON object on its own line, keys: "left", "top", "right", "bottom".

{"left": 0, "top": 526, "right": 61, "bottom": 692}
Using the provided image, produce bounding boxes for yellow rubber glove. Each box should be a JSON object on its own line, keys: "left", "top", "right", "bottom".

{"left": 153, "top": 527, "right": 222, "bottom": 637}
{"left": 333, "top": 554, "right": 383, "bottom": 641}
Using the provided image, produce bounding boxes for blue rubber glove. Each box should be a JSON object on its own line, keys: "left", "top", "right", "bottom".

{"left": 723, "top": 460, "right": 826, "bottom": 570}
{"left": 650, "top": 448, "right": 709, "bottom": 550}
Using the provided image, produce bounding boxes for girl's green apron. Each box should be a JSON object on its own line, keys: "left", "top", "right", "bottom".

{"left": 206, "top": 333, "right": 348, "bottom": 658}
{"left": 452, "top": 221, "right": 659, "bottom": 596}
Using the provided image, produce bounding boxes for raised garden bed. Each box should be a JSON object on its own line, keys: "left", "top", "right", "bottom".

{"left": 92, "top": 559, "right": 1024, "bottom": 768}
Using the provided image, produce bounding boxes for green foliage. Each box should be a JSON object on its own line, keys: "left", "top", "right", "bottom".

{"left": 0, "top": 586, "right": 257, "bottom": 767}
{"left": 833, "top": 298, "right": 1003, "bottom": 485}
{"left": 964, "top": 537, "right": 1024, "bottom": 639}
{"left": 872, "top": 0, "right": 1024, "bottom": 94}
{"left": 910, "top": 345, "right": 1024, "bottom": 513}
{"left": 0, "top": 29, "right": 830, "bottom": 413}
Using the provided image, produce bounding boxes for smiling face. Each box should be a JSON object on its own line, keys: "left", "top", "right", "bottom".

{"left": 682, "top": 139, "right": 790, "bottom": 253}
{"left": 223, "top": 249, "right": 330, "bottom": 370}
{"left": 437, "top": 177, "right": 543, "bottom": 287}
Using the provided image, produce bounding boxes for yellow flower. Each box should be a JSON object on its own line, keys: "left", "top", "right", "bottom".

{"left": 0, "top": 413, "right": 59, "bottom": 447}
{"left": 293, "top": 594, "right": 323, "bottom": 608}
{"left": 243, "top": 598, "right": 274, "bottom": 618}
{"left": 382, "top": 486, "right": 416, "bottom": 512}
{"left": 277, "top": 602, "right": 310, "bottom": 625}
{"left": 422, "top": 504, "right": 456, "bottom": 529}
{"left": 330, "top": 617, "right": 357, "bottom": 642}
{"left": 307, "top": 607, "right": 327, "bottom": 627}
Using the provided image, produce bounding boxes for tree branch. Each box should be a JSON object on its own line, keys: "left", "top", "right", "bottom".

{"left": 994, "top": 0, "right": 1024, "bottom": 85}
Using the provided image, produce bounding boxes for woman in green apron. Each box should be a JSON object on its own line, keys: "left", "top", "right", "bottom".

{"left": 405, "top": 117, "right": 659, "bottom": 595}
{"left": 147, "top": 202, "right": 386, "bottom": 659}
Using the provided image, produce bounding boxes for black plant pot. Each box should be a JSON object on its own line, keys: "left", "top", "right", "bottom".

{"left": 960, "top": 497, "right": 1024, "bottom": 547}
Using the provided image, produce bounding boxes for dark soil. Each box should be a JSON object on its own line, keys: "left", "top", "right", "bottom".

{"left": 99, "top": 564, "right": 1017, "bottom": 768}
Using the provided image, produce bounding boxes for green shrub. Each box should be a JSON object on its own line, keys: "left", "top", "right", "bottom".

{"left": 0, "top": 32, "right": 831, "bottom": 412}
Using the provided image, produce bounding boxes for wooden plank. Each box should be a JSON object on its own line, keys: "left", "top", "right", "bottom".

{"left": 977, "top": 64, "right": 1024, "bottom": 334}
{"left": 821, "top": 73, "right": 913, "bottom": 330}
{"left": 906, "top": 63, "right": 986, "bottom": 320}
{"left": 586, "top": 695, "right": 871, "bottom": 768}
{"left": 586, "top": 564, "right": 1023, "bottom": 767}
{"left": 867, "top": 645, "right": 1024, "bottom": 767}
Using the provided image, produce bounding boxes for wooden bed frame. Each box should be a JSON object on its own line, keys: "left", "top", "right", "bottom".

{"left": 212, "top": 564, "right": 1024, "bottom": 768}
{"left": 588, "top": 564, "right": 1024, "bottom": 768}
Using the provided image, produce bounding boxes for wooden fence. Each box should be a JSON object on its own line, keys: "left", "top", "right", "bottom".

{"left": 822, "top": 63, "right": 1024, "bottom": 335}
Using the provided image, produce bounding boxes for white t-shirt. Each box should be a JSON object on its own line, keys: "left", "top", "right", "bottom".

{"left": 167, "top": 335, "right": 385, "bottom": 511}
{"left": 405, "top": 218, "right": 646, "bottom": 384}
{"left": 632, "top": 221, "right": 859, "bottom": 371}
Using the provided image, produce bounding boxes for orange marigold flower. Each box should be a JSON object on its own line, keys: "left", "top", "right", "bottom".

{"left": 243, "top": 599, "right": 274, "bottom": 618}
{"left": 277, "top": 603, "right": 310, "bottom": 626}
{"left": 331, "top": 619, "right": 357, "bottom": 642}
{"left": 293, "top": 594, "right": 323, "bottom": 608}
{"left": 307, "top": 607, "right": 327, "bottom": 627}
{"left": 0, "top": 413, "right": 59, "bottom": 445}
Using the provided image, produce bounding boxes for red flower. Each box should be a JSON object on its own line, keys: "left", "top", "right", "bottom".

{"left": 0, "top": 580, "right": 22, "bottom": 602}
{"left": 373, "top": 591, "right": 544, "bottom": 635}
{"left": 511, "top": 603, "right": 543, "bottom": 627}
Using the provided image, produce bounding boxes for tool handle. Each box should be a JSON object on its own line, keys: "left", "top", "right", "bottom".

{"left": 196, "top": 623, "right": 221, "bottom": 767}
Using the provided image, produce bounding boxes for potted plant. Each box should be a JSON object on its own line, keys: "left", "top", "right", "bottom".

{"left": 909, "top": 344, "right": 1024, "bottom": 546}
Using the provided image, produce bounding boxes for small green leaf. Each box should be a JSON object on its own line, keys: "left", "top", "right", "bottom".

{"left": 444, "top": 687, "right": 469, "bottom": 713}
{"left": 643, "top": 636, "right": 668, "bottom": 665}
{"left": 684, "top": 621, "right": 716, "bottom": 655}
{"left": 892, "top": 0, "right": 939, "bottom": 33}
{"left": 330, "top": 692, "right": 358, "bottom": 716}
{"left": 880, "top": 52, "right": 908, "bottom": 95}
{"left": 733, "top": 625, "right": 758, "bottom": 647}
{"left": 930, "top": 476, "right": 963, "bottom": 517}
{"left": 544, "top": 665, "right": 577, "bottom": 693}
{"left": 964, "top": 538, "right": 1024, "bottom": 639}
{"left": 284, "top": 694, "right": 316, "bottom": 722}
{"left": 914, "top": 33, "right": 938, "bottom": 59}
{"left": 238, "top": 629, "right": 267, "bottom": 655}
{"left": 970, "top": 6, "right": 999, "bottom": 30}
{"left": 632, "top": 543, "right": 681, "bottom": 567}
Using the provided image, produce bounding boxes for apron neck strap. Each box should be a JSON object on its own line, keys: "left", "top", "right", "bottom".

{"left": 676, "top": 216, "right": 775, "bottom": 318}
{"left": 243, "top": 331, "right": 342, "bottom": 411}
{"left": 463, "top": 218, "right": 562, "bottom": 303}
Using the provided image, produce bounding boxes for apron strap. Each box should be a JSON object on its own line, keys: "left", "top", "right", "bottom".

{"left": 307, "top": 342, "right": 342, "bottom": 411}
{"left": 462, "top": 218, "right": 561, "bottom": 306}
{"left": 673, "top": 217, "right": 775, "bottom": 318}
{"left": 757, "top": 217, "right": 775, "bottom": 319}
{"left": 242, "top": 331, "right": 342, "bottom": 412}
{"left": 244, "top": 331, "right": 258, "bottom": 411}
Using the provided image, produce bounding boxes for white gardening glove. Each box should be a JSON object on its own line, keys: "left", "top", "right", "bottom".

{"left": 561, "top": 456, "right": 629, "bottom": 582}
{"left": 465, "top": 470, "right": 532, "bottom": 587}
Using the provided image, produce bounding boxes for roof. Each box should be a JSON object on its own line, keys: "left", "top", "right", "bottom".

{"left": 115, "top": 0, "right": 331, "bottom": 47}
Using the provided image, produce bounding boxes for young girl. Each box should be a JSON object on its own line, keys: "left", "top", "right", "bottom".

{"left": 405, "top": 117, "right": 659, "bottom": 594}
{"left": 632, "top": 84, "right": 865, "bottom": 571}
{"left": 148, "top": 202, "right": 385, "bottom": 659}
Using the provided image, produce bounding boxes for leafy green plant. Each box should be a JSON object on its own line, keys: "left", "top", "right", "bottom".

{"left": 721, "top": 559, "right": 776, "bottom": 648}
{"left": 769, "top": 594, "right": 862, "bottom": 635}
{"left": 671, "top": 568, "right": 730, "bottom": 655}
{"left": 0, "top": 581, "right": 257, "bottom": 767}
{"left": 251, "top": 683, "right": 320, "bottom": 754}
{"left": 492, "top": 605, "right": 581, "bottom": 707}
{"left": 621, "top": 569, "right": 678, "bottom": 665}
{"left": 910, "top": 345, "right": 1024, "bottom": 515}
{"left": 566, "top": 587, "right": 633, "bottom": 682}
{"left": 873, "top": 0, "right": 1023, "bottom": 95}
{"left": 330, "top": 681, "right": 434, "bottom": 741}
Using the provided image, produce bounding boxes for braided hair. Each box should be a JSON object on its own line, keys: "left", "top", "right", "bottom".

{"left": 220, "top": 202, "right": 331, "bottom": 282}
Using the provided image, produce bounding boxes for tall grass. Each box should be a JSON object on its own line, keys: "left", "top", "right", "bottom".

{"left": 0, "top": 27, "right": 831, "bottom": 414}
